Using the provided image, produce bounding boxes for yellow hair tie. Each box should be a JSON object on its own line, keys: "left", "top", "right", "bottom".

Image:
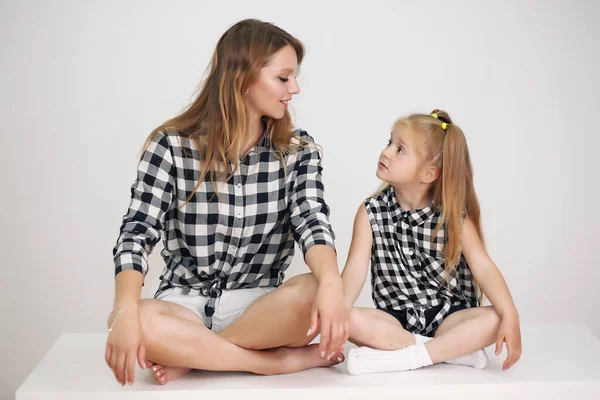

{"left": 431, "top": 113, "right": 448, "bottom": 130}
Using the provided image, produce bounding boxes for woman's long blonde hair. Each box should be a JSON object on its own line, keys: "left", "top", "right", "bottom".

{"left": 143, "top": 19, "right": 305, "bottom": 197}
{"left": 375, "top": 110, "right": 483, "bottom": 291}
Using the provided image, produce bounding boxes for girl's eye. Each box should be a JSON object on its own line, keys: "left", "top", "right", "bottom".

{"left": 278, "top": 77, "right": 289, "bottom": 82}
{"left": 388, "top": 140, "right": 404, "bottom": 153}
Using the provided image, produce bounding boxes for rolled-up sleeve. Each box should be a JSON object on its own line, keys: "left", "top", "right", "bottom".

{"left": 113, "top": 132, "right": 175, "bottom": 277}
{"left": 288, "top": 135, "right": 336, "bottom": 255}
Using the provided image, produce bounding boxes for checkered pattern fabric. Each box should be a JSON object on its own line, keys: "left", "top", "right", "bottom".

{"left": 113, "top": 129, "right": 335, "bottom": 329}
{"left": 365, "top": 185, "right": 478, "bottom": 336}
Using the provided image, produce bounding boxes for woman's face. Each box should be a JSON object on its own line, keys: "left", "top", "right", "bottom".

{"left": 245, "top": 45, "right": 301, "bottom": 120}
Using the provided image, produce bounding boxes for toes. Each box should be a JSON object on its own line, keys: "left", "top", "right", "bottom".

{"left": 150, "top": 364, "right": 162, "bottom": 373}
{"left": 154, "top": 370, "right": 167, "bottom": 384}
{"left": 149, "top": 364, "right": 167, "bottom": 384}
{"left": 333, "top": 351, "right": 345, "bottom": 363}
{"left": 321, "top": 351, "right": 345, "bottom": 367}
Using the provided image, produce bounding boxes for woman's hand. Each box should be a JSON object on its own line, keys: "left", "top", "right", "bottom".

{"left": 105, "top": 305, "right": 147, "bottom": 385}
{"left": 308, "top": 277, "right": 349, "bottom": 360}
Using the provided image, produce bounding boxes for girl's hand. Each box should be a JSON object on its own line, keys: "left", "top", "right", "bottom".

{"left": 105, "top": 305, "right": 147, "bottom": 385}
{"left": 495, "top": 314, "right": 522, "bottom": 370}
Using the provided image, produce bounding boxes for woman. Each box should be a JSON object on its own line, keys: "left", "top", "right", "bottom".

{"left": 105, "top": 19, "right": 348, "bottom": 385}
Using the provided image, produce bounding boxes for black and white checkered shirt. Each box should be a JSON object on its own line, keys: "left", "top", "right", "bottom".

{"left": 366, "top": 186, "right": 478, "bottom": 336}
{"left": 113, "top": 129, "right": 336, "bottom": 329}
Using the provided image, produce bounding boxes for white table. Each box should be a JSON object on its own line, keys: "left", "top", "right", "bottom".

{"left": 16, "top": 324, "right": 600, "bottom": 399}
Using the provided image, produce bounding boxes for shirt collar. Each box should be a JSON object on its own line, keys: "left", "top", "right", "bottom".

{"left": 387, "top": 186, "right": 435, "bottom": 227}
{"left": 245, "top": 131, "right": 271, "bottom": 156}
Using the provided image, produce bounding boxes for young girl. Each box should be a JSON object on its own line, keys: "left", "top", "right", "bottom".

{"left": 341, "top": 110, "right": 522, "bottom": 375}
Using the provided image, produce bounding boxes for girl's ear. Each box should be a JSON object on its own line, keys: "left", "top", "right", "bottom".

{"left": 420, "top": 165, "right": 440, "bottom": 184}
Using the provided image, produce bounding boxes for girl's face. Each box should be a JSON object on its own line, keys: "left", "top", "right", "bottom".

{"left": 376, "top": 125, "right": 427, "bottom": 186}
{"left": 245, "top": 45, "right": 300, "bottom": 120}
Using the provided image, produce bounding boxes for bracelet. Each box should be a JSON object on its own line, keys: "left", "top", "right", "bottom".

{"left": 108, "top": 304, "right": 139, "bottom": 332}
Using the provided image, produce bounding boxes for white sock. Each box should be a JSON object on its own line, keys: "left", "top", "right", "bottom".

{"left": 414, "top": 333, "right": 488, "bottom": 370}
{"left": 413, "top": 333, "right": 488, "bottom": 369}
{"left": 445, "top": 348, "right": 488, "bottom": 370}
{"left": 347, "top": 344, "right": 433, "bottom": 375}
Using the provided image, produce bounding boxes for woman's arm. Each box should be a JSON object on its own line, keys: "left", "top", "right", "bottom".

{"left": 287, "top": 134, "right": 346, "bottom": 360}
{"left": 304, "top": 244, "right": 347, "bottom": 359}
{"left": 107, "top": 132, "right": 175, "bottom": 385}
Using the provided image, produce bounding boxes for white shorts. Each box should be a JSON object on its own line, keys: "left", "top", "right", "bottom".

{"left": 155, "top": 286, "right": 276, "bottom": 333}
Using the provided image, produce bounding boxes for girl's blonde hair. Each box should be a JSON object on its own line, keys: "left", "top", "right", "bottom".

{"left": 142, "top": 19, "right": 305, "bottom": 199}
{"left": 375, "top": 110, "right": 483, "bottom": 294}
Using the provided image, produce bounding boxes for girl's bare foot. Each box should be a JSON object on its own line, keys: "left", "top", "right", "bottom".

{"left": 146, "top": 361, "right": 191, "bottom": 385}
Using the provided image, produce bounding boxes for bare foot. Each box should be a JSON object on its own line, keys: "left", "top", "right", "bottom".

{"left": 146, "top": 361, "right": 191, "bottom": 385}
{"left": 145, "top": 344, "right": 344, "bottom": 381}
{"left": 264, "top": 344, "right": 345, "bottom": 375}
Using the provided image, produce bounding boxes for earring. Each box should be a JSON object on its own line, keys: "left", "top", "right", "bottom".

{"left": 245, "top": 91, "right": 249, "bottom": 97}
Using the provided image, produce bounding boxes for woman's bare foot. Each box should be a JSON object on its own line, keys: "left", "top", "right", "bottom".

{"left": 145, "top": 344, "right": 344, "bottom": 382}
{"left": 264, "top": 344, "right": 345, "bottom": 375}
{"left": 146, "top": 361, "right": 191, "bottom": 385}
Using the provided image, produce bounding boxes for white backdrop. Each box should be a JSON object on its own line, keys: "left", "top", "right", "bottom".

{"left": 1, "top": 1, "right": 599, "bottom": 399}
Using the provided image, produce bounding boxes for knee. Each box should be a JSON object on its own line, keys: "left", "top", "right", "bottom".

{"left": 137, "top": 300, "right": 165, "bottom": 346}
{"left": 484, "top": 307, "right": 502, "bottom": 331}
{"left": 347, "top": 308, "right": 363, "bottom": 334}
{"left": 284, "top": 273, "right": 318, "bottom": 292}
{"left": 281, "top": 274, "right": 318, "bottom": 315}
{"left": 347, "top": 308, "right": 370, "bottom": 342}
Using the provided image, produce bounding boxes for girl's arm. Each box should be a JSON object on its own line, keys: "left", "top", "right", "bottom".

{"left": 461, "top": 217, "right": 522, "bottom": 370}
{"left": 341, "top": 204, "right": 374, "bottom": 309}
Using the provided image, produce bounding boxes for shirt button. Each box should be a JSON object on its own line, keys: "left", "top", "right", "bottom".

{"left": 237, "top": 213, "right": 242, "bottom": 219}
{"left": 237, "top": 182, "right": 242, "bottom": 188}
{"left": 408, "top": 250, "right": 414, "bottom": 256}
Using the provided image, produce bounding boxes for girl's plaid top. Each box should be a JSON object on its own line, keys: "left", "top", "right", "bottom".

{"left": 365, "top": 185, "right": 478, "bottom": 335}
